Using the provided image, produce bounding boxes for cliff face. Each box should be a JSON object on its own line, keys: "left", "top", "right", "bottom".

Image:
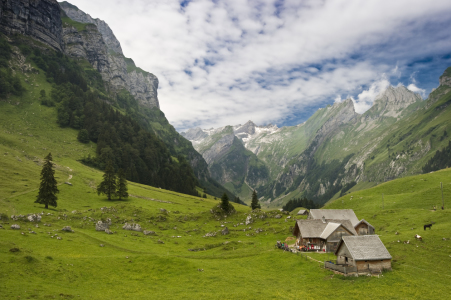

{"left": 59, "top": 1, "right": 122, "bottom": 55}
{"left": 60, "top": 1, "right": 159, "bottom": 109}
{"left": 0, "top": 0, "right": 63, "bottom": 50}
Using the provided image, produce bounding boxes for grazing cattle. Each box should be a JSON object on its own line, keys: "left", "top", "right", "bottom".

{"left": 424, "top": 224, "right": 432, "bottom": 230}
{"left": 414, "top": 234, "right": 422, "bottom": 241}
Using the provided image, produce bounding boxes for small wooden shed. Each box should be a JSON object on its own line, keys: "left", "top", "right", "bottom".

{"left": 354, "top": 219, "right": 375, "bottom": 235}
{"left": 297, "top": 209, "right": 308, "bottom": 216}
{"left": 334, "top": 235, "right": 392, "bottom": 273}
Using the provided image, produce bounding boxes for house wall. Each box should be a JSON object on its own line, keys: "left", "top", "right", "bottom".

{"left": 356, "top": 260, "right": 392, "bottom": 272}
{"left": 326, "top": 226, "right": 354, "bottom": 252}
{"left": 336, "top": 244, "right": 355, "bottom": 266}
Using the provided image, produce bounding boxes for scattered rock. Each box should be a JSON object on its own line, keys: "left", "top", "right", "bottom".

{"left": 204, "top": 232, "right": 216, "bottom": 237}
{"left": 100, "top": 244, "right": 104, "bottom": 247}
{"left": 255, "top": 228, "right": 263, "bottom": 233}
{"left": 61, "top": 226, "right": 73, "bottom": 232}
{"left": 122, "top": 223, "right": 142, "bottom": 232}
{"left": 27, "top": 214, "right": 41, "bottom": 222}
{"left": 11, "top": 224, "right": 20, "bottom": 230}
{"left": 96, "top": 220, "right": 111, "bottom": 231}
{"left": 57, "top": 237, "right": 62, "bottom": 240}
{"left": 157, "top": 239, "right": 164, "bottom": 244}
{"left": 221, "top": 227, "right": 229, "bottom": 235}
{"left": 105, "top": 229, "right": 113, "bottom": 234}
{"left": 395, "top": 231, "right": 399, "bottom": 235}
{"left": 29, "top": 231, "right": 36, "bottom": 234}
{"left": 274, "top": 214, "right": 282, "bottom": 219}
{"left": 160, "top": 208, "right": 168, "bottom": 214}
{"left": 197, "top": 268, "right": 204, "bottom": 272}
{"left": 286, "top": 216, "right": 291, "bottom": 219}
{"left": 143, "top": 230, "right": 156, "bottom": 236}
{"left": 64, "top": 182, "right": 72, "bottom": 186}
{"left": 245, "top": 215, "right": 253, "bottom": 225}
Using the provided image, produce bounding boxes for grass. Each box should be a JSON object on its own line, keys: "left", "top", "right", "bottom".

{"left": 1, "top": 46, "right": 451, "bottom": 299}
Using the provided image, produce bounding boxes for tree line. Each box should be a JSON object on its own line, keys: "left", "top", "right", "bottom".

{"left": 423, "top": 140, "right": 451, "bottom": 173}
{"left": 282, "top": 197, "right": 317, "bottom": 212}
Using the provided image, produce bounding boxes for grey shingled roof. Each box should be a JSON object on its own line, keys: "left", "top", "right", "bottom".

{"left": 320, "top": 222, "right": 341, "bottom": 239}
{"left": 297, "top": 209, "right": 307, "bottom": 215}
{"left": 295, "top": 219, "right": 357, "bottom": 239}
{"left": 309, "top": 209, "right": 360, "bottom": 226}
{"left": 338, "top": 236, "right": 392, "bottom": 261}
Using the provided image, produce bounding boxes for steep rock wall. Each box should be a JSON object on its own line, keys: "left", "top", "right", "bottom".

{"left": 0, "top": 0, "right": 63, "bottom": 50}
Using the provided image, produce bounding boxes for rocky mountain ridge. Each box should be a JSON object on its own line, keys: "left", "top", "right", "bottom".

{"left": 183, "top": 85, "right": 431, "bottom": 205}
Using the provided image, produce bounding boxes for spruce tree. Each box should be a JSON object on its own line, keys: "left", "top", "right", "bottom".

{"left": 251, "top": 190, "right": 261, "bottom": 210}
{"left": 221, "top": 193, "right": 230, "bottom": 212}
{"left": 97, "top": 160, "right": 117, "bottom": 200}
{"left": 116, "top": 168, "right": 128, "bottom": 200}
{"left": 35, "top": 153, "right": 59, "bottom": 209}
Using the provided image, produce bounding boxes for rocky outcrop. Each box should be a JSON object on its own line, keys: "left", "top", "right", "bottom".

{"left": 0, "top": 0, "right": 63, "bottom": 50}
{"left": 63, "top": 24, "right": 109, "bottom": 74}
{"left": 59, "top": 1, "right": 122, "bottom": 54}
{"left": 181, "top": 127, "right": 208, "bottom": 142}
{"left": 60, "top": 2, "right": 159, "bottom": 109}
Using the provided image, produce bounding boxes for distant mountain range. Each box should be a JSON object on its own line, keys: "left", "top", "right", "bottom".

{"left": 182, "top": 80, "right": 451, "bottom": 207}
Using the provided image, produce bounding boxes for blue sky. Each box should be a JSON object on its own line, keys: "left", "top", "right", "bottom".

{"left": 68, "top": 0, "right": 451, "bottom": 131}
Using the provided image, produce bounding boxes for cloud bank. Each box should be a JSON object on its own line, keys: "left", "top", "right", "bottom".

{"left": 69, "top": 0, "right": 451, "bottom": 131}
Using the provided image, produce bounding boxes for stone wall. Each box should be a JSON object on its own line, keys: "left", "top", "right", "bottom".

{"left": 356, "top": 260, "right": 392, "bottom": 273}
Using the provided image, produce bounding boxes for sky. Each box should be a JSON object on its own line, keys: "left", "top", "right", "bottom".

{"left": 67, "top": 0, "right": 451, "bottom": 132}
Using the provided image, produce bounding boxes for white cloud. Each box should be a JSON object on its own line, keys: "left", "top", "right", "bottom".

{"left": 407, "top": 84, "right": 426, "bottom": 98}
{"left": 67, "top": 0, "right": 451, "bottom": 131}
{"left": 352, "top": 77, "right": 391, "bottom": 114}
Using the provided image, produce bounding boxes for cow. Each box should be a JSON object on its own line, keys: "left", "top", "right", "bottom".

{"left": 415, "top": 234, "right": 422, "bottom": 241}
{"left": 424, "top": 224, "right": 432, "bottom": 230}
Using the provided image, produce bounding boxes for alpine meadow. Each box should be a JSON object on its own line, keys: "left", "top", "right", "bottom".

{"left": 1, "top": 1, "right": 451, "bottom": 299}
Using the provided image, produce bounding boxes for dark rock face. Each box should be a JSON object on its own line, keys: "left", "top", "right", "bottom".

{"left": 0, "top": 0, "right": 63, "bottom": 50}
{"left": 63, "top": 24, "right": 109, "bottom": 73}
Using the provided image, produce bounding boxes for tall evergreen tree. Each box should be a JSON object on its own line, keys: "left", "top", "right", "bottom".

{"left": 35, "top": 153, "right": 59, "bottom": 209}
{"left": 221, "top": 193, "right": 230, "bottom": 212}
{"left": 251, "top": 190, "right": 261, "bottom": 210}
{"left": 116, "top": 168, "right": 128, "bottom": 200}
{"left": 97, "top": 160, "right": 117, "bottom": 200}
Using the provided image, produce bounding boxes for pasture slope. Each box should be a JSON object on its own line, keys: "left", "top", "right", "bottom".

{"left": 1, "top": 96, "right": 451, "bottom": 299}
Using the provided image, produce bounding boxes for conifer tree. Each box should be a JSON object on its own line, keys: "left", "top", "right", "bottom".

{"left": 221, "top": 193, "right": 230, "bottom": 212}
{"left": 251, "top": 190, "right": 261, "bottom": 210}
{"left": 97, "top": 160, "right": 117, "bottom": 200}
{"left": 35, "top": 153, "right": 59, "bottom": 209}
{"left": 116, "top": 168, "right": 128, "bottom": 200}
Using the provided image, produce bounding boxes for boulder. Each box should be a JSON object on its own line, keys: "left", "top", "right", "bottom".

{"left": 96, "top": 221, "right": 109, "bottom": 231}
{"left": 274, "top": 214, "right": 282, "bottom": 219}
{"left": 204, "top": 232, "right": 216, "bottom": 237}
{"left": 11, "top": 224, "right": 21, "bottom": 229}
{"left": 122, "top": 223, "right": 142, "bottom": 232}
{"left": 221, "top": 227, "right": 229, "bottom": 235}
{"left": 27, "top": 214, "right": 42, "bottom": 222}
{"left": 245, "top": 215, "right": 253, "bottom": 225}
{"left": 61, "top": 226, "right": 73, "bottom": 232}
{"left": 143, "top": 230, "right": 156, "bottom": 236}
{"left": 105, "top": 229, "right": 113, "bottom": 234}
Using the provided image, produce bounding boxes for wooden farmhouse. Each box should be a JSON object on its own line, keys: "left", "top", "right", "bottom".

{"left": 293, "top": 218, "right": 357, "bottom": 252}
{"left": 308, "top": 209, "right": 375, "bottom": 235}
{"left": 330, "top": 235, "right": 392, "bottom": 275}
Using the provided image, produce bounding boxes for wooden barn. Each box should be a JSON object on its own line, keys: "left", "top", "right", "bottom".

{"left": 308, "top": 209, "right": 375, "bottom": 235}
{"left": 293, "top": 218, "right": 357, "bottom": 252}
{"left": 333, "top": 235, "right": 392, "bottom": 274}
